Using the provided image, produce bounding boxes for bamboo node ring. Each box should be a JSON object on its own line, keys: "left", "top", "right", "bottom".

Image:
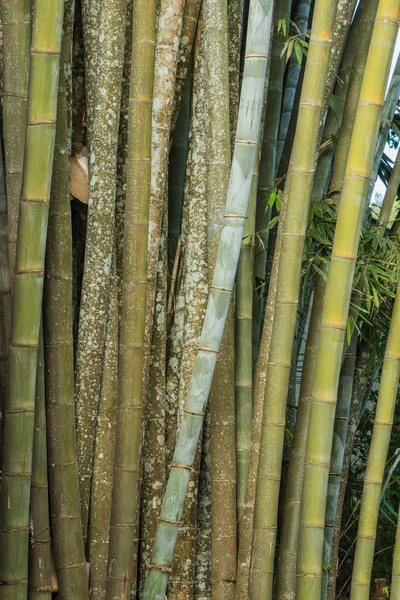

{"left": 170, "top": 463, "right": 193, "bottom": 472}
{"left": 210, "top": 284, "right": 233, "bottom": 292}
{"left": 148, "top": 564, "right": 173, "bottom": 574}
{"left": 158, "top": 517, "right": 181, "bottom": 525}
{"left": 199, "top": 346, "right": 219, "bottom": 354}
{"left": 183, "top": 408, "right": 205, "bottom": 417}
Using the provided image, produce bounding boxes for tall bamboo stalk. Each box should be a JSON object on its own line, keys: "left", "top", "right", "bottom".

{"left": 249, "top": 0, "right": 338, "bottom": 594}
{"left": 44, "top": 1, "right": 89, "bottom": 595}
{"left": 74, "top": 0, "right": 126, "bottom": 540}
{"left": 143, "top": 1, "right": 273, "bottom": 596}
{"left": 391, "top": 503, "right": 400, "bottom": 598}
{"left": 350, "top": 283, "right": 400, "bottom": 599}
{"left": 378, "top": 149, "right": 400, "bottom": 237}
{"left": 296, "top": 3, "right": 399, "bottom": 597}
{"left": 276, "top": 272, "right": 326, "bottom": 600}
{"left": 105, "top": 0, "right": 157, "bottom": 595}
{"left": 203, "top": 0, "right": 237, "bottom": 596}
{"left": 0, "top": 0, "right": 65, "bottom": 596}
{"left": 28, "top": 330, "right": 52, "bottom": 600}
{"left": 0, "top": 140, "right": 10, "bottom": 470}
{"left": 0, "top": 0, "right": 30, "bottom": 280}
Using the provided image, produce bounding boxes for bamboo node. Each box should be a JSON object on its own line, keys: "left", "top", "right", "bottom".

{"left": 199, "top": 346, "right": 219, "bottom": 354}
{"left": 224, "top": 213, "right": 246, "bottom": 219}
{"left": 148, "top": 564, "right": 173, "bottom": 574}
{"left": 210, "top": 284, "right": 234, "bottom": 292}
{"left": 305, "top": 460, "right": 330, "bottom": 468}
{"left": 158, "top": 517, "right": 181, "bottom": 525}
{"left": 183, "top": 408, "right": 205, "bottom": 417}
{"left": 170, "top": 463, "right": 193, "bottom": 472}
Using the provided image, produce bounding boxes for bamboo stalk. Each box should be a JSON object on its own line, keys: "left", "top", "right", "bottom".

{"left": 0, "top": 0, "right": 30, "bottom": 280}
{"left": 74, "top": 0, "right": 127, "bottom": 540}
{"left": 391, "top": 502, "right": 400, "bottom": 598}
{"left": 0, "top": 0, "right": 65, "bottom": 596}
{"left": 143, "top": 1, "right": 273, "bottom": 596}
{"left": 203, "top": 0, "right": 237, "bottom": 596}
{"left": 378, "top": 149, "right": 400, "bottom": 237}
{"left": 28, "top": 329, "right": 52, "bottom": 600}
{"left": 88, "top": 262, "right": 118, "bottom": 599}
{"left": 44, "top": 1, "right": 89, "bottom": 595}
{"left": 227, "top": 0, "right": 244, "bottom": 146}
{"left": 105, "top": 0, "right": 157, "bottom": 595}
{"left": 350, "top": 294, "right": 400, "bottom": 598}
{"left": 249, "top": 0, "right": 338, "bottom": 594}
{"left": 296, "top": 3, "right": 400, "bottom": 598}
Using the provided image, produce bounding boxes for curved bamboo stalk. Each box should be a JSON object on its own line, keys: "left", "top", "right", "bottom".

{"left": 74, "top": 0, "right": 127, "bottom": 540}
{"left": 391, "top": 502, "right": 400, "bottom": 598}
{"left": 143, "top": 1, "right": 273, "bottom": 596}
{"left": 378, "top": 149, "right": 400, "bottom": 237}
{"left": 296, "top": 3, "right": 399, "bottom": 598}
{"left": 276, "top": 0, "right": 311, "bottom": 169}
{"left": 28, "top": 330, "right": 52, "bottom": 600}
{"left": 276, "top": 271, "right": 326, "bottom": 600}
{"left": 44, "top": 1, "right": 89, "bottom": 596}
{"left": 252, "top": 0, "right": 292, "bottom": 358}
{"left": 350, "top": 279, "right": 400, "bottom": 600}
{"left": 0, "top": 0, "right": 65, "bottom": 596}
{"left": 249, "top": 0, "right": 338, "bottom": 594}
{"left": 105, "top": 0, "right": 157, "bottom": 595}
{"left": 88, "top": 263, "right": 118, "bottom": 599}
{"left": 0, "top": 0, "right": 30, "bottom": 280}
{"left": 203, "top": 0, "right": 237, "bottom": 595}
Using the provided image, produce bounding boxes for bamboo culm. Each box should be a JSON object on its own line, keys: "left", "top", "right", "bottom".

{"left": 143, "top": 1, "right": 273, "bottom": 596}
{"left": 378, "top": 148, "right": 400, "bottom": 237}
{"left": 296, "top": 3, "right": 400, "bottom": 598}
{"left": 0, "top": 0, "right": 65, "bottom": 596}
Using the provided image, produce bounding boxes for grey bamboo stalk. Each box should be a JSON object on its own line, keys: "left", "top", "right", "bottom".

{"left": 378, "top": 149, "right": 400, "bottom": 237}
{"left": 350, "top": 279, "right": 400, "bottom": 600}
{"left": 227, "top": 0, "right": 244, "bottom": 146}
{"left": 74, "top": 0, "right": 126, "bottom": 540}
{"left": 139, "top": 209, "right": 168, "bottom": 595}
{"left": 0, "top": 0, "right": 65, "bottom": 596}
{"left": 168, "top": 20, "right": 209, "bottom": 596}
{"left": 28, "top": 329, "right": 52, "bottom": 600}
{"left": 88, "top": 262, "right": 118, "bottom": 600}
{"left": 44, "top": 0, "right": 89, "bottom": 595}
{"left": 296, "top": 2, "right": 400, "bottom": 597}
{"left": 391, "top": 502, "right": 400, "bottom": 598}
{"left": 143, "top": 1, "right": 274, "bottom": 596}
{"left": 249, "top": 0, "right": 338, "bottom": 594}
{"left": 105, "top": 0, "right": 157, "bottom": 595}
{"left": 0, "top": 0, "right": 30, "bottom": 280}
{"left": 235, "top": 156, "right": 257, "bottom": 537}
{"left": 80, "top": 0, "right": 102, "bottom": 139}
{"left": 253, "top": 0, "right": 292, "bottom": 358}
{"left": 0, "top": 140, "right": 10, "bottom": 469}
{"left": 276, "top": 0, "right": 311, "bottom": 169}
{"left": 322, "top": 332, "right": 358, "bottom": 600}
{"left": 276, "top": 271, "right": 326, "bottom": 600}
{"left": 203, "top": 0, "right": 237, "bottom": 595}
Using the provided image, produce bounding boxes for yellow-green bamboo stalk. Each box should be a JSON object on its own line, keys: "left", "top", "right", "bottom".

{"left": 28, "top": 329, "right": 51, "bottom": 600}
{"left": 0, "top": 0, "right": 64, "bottom": 596}
{"left": 296, "top": 2, "right": 400, "bottom": 598}
{"left": 0, "top": 0, "right": 30, "bottom": 280}
{"left": 350, "top": 287, "right": 400, "bottom": 599}
{"left": 391, "top": 502, "right": 400, "bottom": 598}
{"left": 378, "top": 149, "right": 400, "bottom": 237}
{"left": 44, "top": 0, "right": 89, "bottom": 595}
{"left": 105, "top": 0, "right": 157, "bottom": 595}
{"left": 144, "top": 0, "right": 273, "bottom": 596}
{"left": 249, "top": 0, "right": 338, "bottom": 594}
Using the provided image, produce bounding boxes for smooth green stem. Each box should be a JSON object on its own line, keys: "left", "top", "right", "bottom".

{"left": 378, "top": 149, "right": 400, "bottom": 237}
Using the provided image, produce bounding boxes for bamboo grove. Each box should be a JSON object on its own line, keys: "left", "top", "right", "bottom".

{"left": 0, "top": 0, "right": 400, "bottom": 598}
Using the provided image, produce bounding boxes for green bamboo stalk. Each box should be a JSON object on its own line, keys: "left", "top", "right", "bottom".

{"left": 296, "top": 2, "right": 399, "bottom": 597}
{"left": 0, "top": 0, "right": 30, "bottom": 280}
{"left": 105, "top": 0, "right": 157, "bottom": 595}
{"left": 249, "top": 0, "right": 338, "bottom": 594}
{"left": 276, "top": 0, "right": 311, "bottom": 169}
{"left": 391, "top": 502, "right": 400, "bottom": 598}
{"left": 252, "top": 0, "right": 292, "bottom": 359}
{"left": 203, "top": 0, "right": 237, "bottom": 596}
{"left": 322, "top": 331, "right": 358, "bottom": 600}
{"left": 276, "top": 271, "right": 326, "bottom": 600}
{"left": 143, "top": 1, "right": 273, "bottom": 596}
{"left": 350, "top": 279, "right": 400, "bottom": 600}
{"left": 88, "top": 263, "right": 118, "bottom": 599}
{"left": 139, "top": 209, "right": 168, "bottom": 595}
{"left": 28, "top": 329, "right": 51, "bottom": 600}
{"left": 378, "top": 149, "right": 400, "bottom": 237}
{"left": 0, "top": 0, "right": 65, "bottom": 596}
{"left": 44, "top": 1, "right": 89, "bottom": 595}
{"left": 74, "top": 0, "right": 126, "bottom": 540}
